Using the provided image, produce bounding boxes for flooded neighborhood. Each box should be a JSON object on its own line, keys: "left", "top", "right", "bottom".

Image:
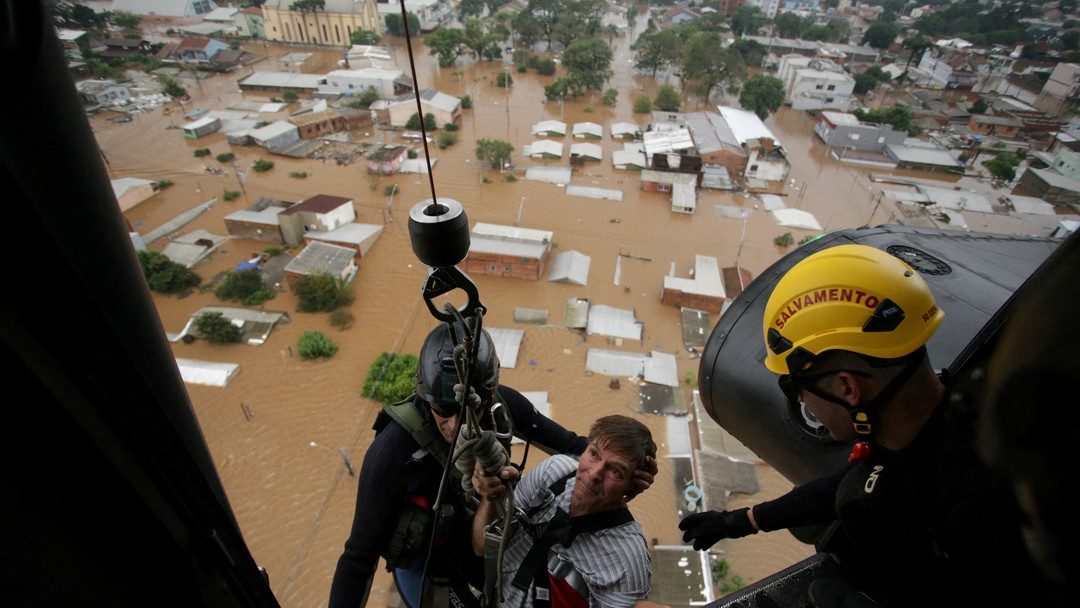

{"left": 35, "top": 0, "right": 1080, "bottom": 606}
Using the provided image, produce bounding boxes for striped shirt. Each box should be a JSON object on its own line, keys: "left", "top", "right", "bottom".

{"left": 496, "top": 455, "right": 651, "bottom": 608}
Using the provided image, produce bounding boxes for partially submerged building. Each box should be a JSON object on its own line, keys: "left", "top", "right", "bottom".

{"left": 463, "top": 223, "right": 553, "bottom": 281}
{"left": 661, "top": 255, "right": 726, "bottom": 313}
{"left": 283, "top": 241, "right": 358, "bottom": 290}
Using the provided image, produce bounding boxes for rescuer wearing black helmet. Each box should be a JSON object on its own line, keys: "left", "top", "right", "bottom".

{"left": 680, "top": 245, "right": 1042, "bottom": 608}
{"left": 329, "top": 324, "right": 654, "bottom": 608}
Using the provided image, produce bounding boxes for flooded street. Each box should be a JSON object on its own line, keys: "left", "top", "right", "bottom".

{"left": 93, "top": 30, "right": 1073, "bottom": 607}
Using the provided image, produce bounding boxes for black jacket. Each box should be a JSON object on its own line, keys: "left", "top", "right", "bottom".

{"left": 327, "top": 386, "right": 587, "bottom": 608}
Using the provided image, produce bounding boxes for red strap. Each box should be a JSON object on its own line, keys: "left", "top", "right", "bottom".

{"left": 548, "top": 575, "right": 589, "bottom": 608}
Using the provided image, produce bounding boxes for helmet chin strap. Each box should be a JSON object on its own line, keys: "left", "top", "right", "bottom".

{"left": 846, "top": 350, "right": 925, "bottom": 440}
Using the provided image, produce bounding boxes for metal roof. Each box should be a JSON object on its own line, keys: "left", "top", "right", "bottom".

{"left": 547, "top": 250, "right": 590, "bottom": 285}
{"left": 586, "top": 304, "right": 642, "bottom": 341}
{"left": 176, "top": 359, "right": 239, "bottom": 388}
{"left": 486, "top": 327, "right": 524, "bottom": 369}
{"left": 524, "top": 140, "right": 563, "bottom": 158}
{"left": 566, "top": 185, "right": 622, "bottom": 201}
{"left": 572, "top": 122, "right": 603, "bottom": 138}
{"left": 663, "top": 255, "right": 725, "bottom": 298}
{"left": 772, "top": 208, "right": 823, "bottom": 231}
{"left": 717, "top": 105, "right": 781, "bottom": 147}
{"left": 569, "top": 142, "right": 602, "bottom": 160}
{"left": 584, "top": 349, "right": 678, "bottom": 386}
{"left": 284, "top": 241, "right": 356, "bottom": 275}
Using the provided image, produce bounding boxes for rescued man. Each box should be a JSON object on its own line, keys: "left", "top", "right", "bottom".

{"left": 471, "top": 414, "right": 657, "bottom": 608}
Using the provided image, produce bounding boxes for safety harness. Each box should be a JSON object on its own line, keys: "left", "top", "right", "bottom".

{"left": 373, "top": 396, "right": 459, "bottom": 571}
{"left": 496, "top": 472, "right": 635, "bottom": 608}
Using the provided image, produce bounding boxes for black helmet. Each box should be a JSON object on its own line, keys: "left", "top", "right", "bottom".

{"left": 416, "top": 324, "right": 500, "bottom": 412}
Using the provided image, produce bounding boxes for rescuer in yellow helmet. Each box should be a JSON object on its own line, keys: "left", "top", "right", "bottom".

{"left": 681, "top": 244, "right": 1044, "bottom": 608}
{"left": 762, "top": 244, "right": 944, "bottom": 443}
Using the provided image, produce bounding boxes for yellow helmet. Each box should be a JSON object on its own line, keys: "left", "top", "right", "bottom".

{"left": 763, "top": 244, "right": 944, "bottom": 375}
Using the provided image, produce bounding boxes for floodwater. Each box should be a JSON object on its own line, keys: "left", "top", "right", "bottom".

{"left": 92, "top": 26, "right": 1074, "bottom": 608}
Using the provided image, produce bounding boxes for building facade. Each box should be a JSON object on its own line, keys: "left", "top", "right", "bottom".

{"left": 263, "top": 0, "right": 381, "bottom": 46}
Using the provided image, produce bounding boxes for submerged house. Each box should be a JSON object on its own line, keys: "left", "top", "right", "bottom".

{"left": 462, "top": 223, "right": 553, "bottom": 281}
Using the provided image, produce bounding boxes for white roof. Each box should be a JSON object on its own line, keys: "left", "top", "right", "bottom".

{"left": 566, "top": 185, "right": 623, "bottom": 201}
{"left": 643, "top": 128, "right": 694, "bottom": 156}
{"left": 1003, "top": 195, "right": 1056, "bottom": 216}
{"left": 111, "top": 177, "right": 155, "bottom": 198}
{"left": 717, "top": 105, "right": 780, "bottom": 147}
{"left": 584, "top": 349, "right": 678, "bottom": 387}
{"left": 772, "top": 208, "right": 823, "bottom": 230}
{"left": 112, "top": 0, "right": 213, "bottom": 17}
{"left": 203, "top": 7, "right": 238, "bottom": 20}
{"left": 570, "top": 142, "right": 603, "bottom": 160}
{"left": 525, "top": 167, "right": 572, "bottom": 185}
{"left": 531, "top": 120, "right": 566, "bottom": 135}
{"left": 918, "top": 185, "right": 994, "bottom": 213}
{"left": 486, "top": 327, "right": 524, "bottom": 369}
{"left": 663, "top": 255, "right": 725, "bottom": 298}
{"left": 886, "top": 141, "right": 963, "bottom": 168}
{"left": 821, "top": 111, "right": 860, "bottom": 126}
{"left": 252, "top": 120, "right": 297, "bottom": 139}
{"left": 183, "top": 116, "right": 221, "bottom": 132}
{"left": 524, "top": 140, "right": 564, "bottom": 158}
{"left": 610, "top": 122, "right": 640, "bottom": 137}
{"left": 328, "top": 67, "right": 403, "bottom": 81}
{"left": 760, "top": 194, "right": 786, "bottom": 211}
{"left": 472, "top": 222, "right": 552, "bottom": 243}
{"left": 306, "top": 223, "right": 384, "bottom": 250}
{"left": 572, "top": 122, "right": 603, "bottom": 138}
{"left": 176, "top": 359, "right": 239, "bottom": 387}
{"left": 239, "top": 71, "right": 324, "bottom": 89}
{"left": 587, "top": 305, "right": 642, "bottom": 341}
{"left": 547, "top": 250, "right": 590, "bottom": 285}
{"left": 415, "top": 88, "right": 460, "bottom": 113}
{"left": 613, "top": 149, "right": 646, "bottom": 168}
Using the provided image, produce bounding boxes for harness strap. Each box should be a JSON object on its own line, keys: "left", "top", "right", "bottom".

{"left": 510, "top": 472, "right": 635, "bottom": 603}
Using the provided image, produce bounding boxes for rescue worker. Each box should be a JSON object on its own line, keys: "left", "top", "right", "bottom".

{"left": 679, "top": 244, "right": 1043, "bottom": 607}
{"left": 471, "top": 415, "right": 657, "bottom": 608}
{"left": 328, "top": 324, "right": 654, "bottom": 608}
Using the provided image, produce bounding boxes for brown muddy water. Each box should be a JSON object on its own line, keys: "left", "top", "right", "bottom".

{"left": 91, "top": 31, "right": 1074, "bottom": 608}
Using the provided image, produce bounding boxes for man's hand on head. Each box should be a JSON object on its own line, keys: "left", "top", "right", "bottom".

{"left": 625, "top": 455, "right": 657, "bottom": 501}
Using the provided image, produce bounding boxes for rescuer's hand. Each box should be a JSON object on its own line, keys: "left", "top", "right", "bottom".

{"left": 678, "top": 507, "right": 758, "bottom": 551}
{"left": 625, "top": 455, "right": 658, "bottom": 501}
{"left": 471, "top": 461, "right": 518, "bottom": 500}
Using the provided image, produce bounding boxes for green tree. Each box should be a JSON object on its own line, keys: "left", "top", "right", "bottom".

{"left": 633, "top": 28, "right": 683, "bottom": 77}
{"left": 496, "top": 70, "right": 513, "bottom": 88}
{"left": 773, "top": 11, "right": 807, "bottom": 38}
{"left": 71, "top": 3, "right": 105, "bottom": 29}
{"left": 252, "top": 159, "right": 274, "bottom": 172}
{"left": 654, "top": 85, "right": 681, "bottom": 112}
{"left": 385, "top": 12, "right": 420, "bottom": 36}
{"left": 282, "top": 90, "right": 299, "bottom": 103}
{"left": 984, "top": 152, "right": 1019, "bottom": 181}
{"left": 739, "top": 74, "right": 784, "bottom": 120}
{"left": 137, "top": 250, "right": 200, "bottom": 294}
{"left": 544, "top": 78, "right": 571, "bottom": 102}
{"left": 562, "top": 37, "right": 613, "bottom": 94}
{"left": 682, "top": 33, "right": 746, "bottom": 100}
{"left": 601, "top": 88, "right": 618, "bottom": 106}
{"left": 862, "top": 21, "right": 900, "bottom": 50}
{"left": 362, "top": 352, "right": 420, "bottom": 405}
{"left": 216, "top": 152, "right": 235, "bottom": 163}
{"left": 459, "top": 0, "right": 486, "bottom": 19}
{"left": 970, "top": 98, "right": 988, "bottom": 114}
{"left": 536, "top": 58, "right": 557, "bottom": 75}
{"left": 730, "top": 5, "right": 766, "bottom": 36}
{"left": 406, "top": 112, "right": 437, "bottom": 130}
{"left": 730, "top": 38, "right": 766, "bottom": 68}
{"left": 215, "top": 269, "right": 275, "bottom": 305}
{"left": 476, "top": 138, "right": 514, "bottom": 169}
{"left": 350, "top": 29, "right": 381, "bottom": 45}
{"left": 459, "top": 94, "right": 473, "bottom": 109}
{"left": 633, "top": 94, "right": 652, "bottom": 113}
{"left": 194, "top": 312, "right": 243, "bottom": 344}
{"left": 298, "top": 331, "right": 338, "bottom": 360}
{"left": 111, "top": 10, "right": 141, "bottom": 30}
{"left": 425, "top": 27, "right": 466, "bottom": 67}
{"left": 294, "top": 272, "right": 355, "bottom": 313}
{"left": 158, "top": 75, "right": 187, "bottom": 98}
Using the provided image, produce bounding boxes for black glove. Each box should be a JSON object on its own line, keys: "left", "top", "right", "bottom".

{"left": 679, "top": 507, "right": 757, "bottom": 551}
